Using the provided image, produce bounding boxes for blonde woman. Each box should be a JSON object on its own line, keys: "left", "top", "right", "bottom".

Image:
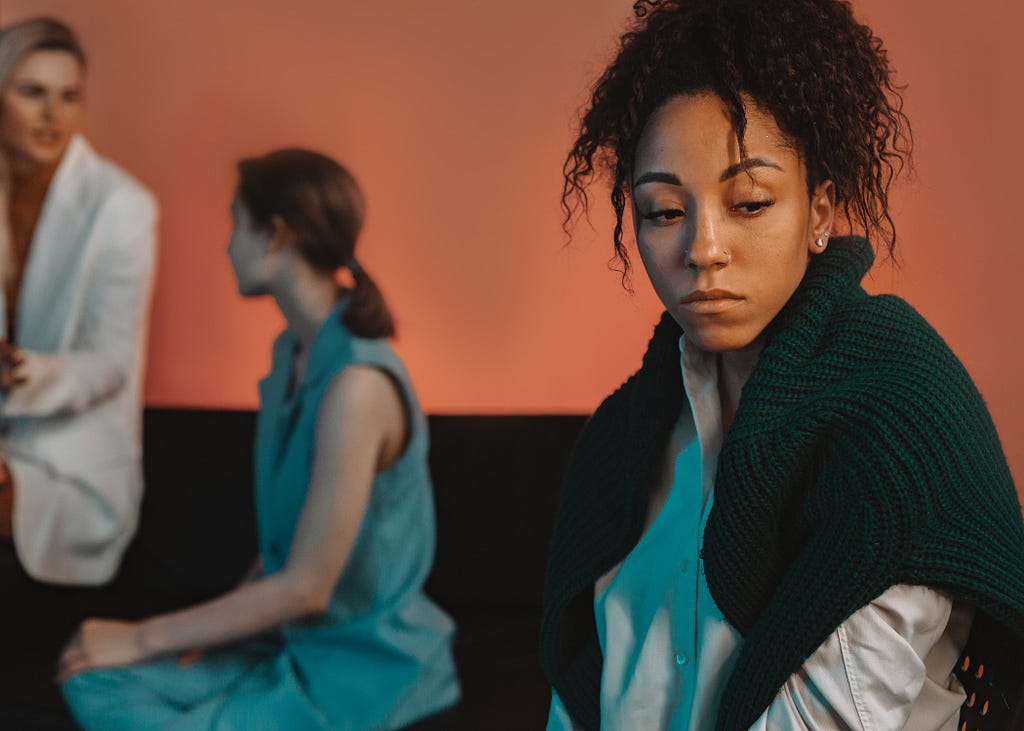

{"left": 0, "top": 15, "right": 156, "bottom": 711}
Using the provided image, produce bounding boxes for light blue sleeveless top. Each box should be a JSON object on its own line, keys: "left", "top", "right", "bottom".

{"left": 255, "top": 297, "right": 460, "bottom": 730}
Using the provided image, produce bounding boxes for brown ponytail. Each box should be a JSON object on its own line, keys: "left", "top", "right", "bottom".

{"left": 344, "top": 257, "right": 395, "bottom": 339}
{"left": 236, "top": 149, "right": 395, "bottom": 339}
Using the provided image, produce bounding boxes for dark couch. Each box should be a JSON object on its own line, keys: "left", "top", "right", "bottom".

{"left": 0, "top": 409, "right": 585, "bottom": 731}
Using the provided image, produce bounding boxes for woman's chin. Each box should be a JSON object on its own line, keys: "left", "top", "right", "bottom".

{"left": 675, "top": 321, "right": 761, "bottom": 354}
{"left": 236, "top": 281, "right": 268, "bottom": 298}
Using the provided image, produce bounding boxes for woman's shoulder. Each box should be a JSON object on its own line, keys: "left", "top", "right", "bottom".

{"left": 58, "top": 136, "right": 158, "bottom": 221}
{"left": 314, "top": 319, "right": 419, "bottom": 399}
{"left": 833, "top": 291, "right": 966, "bottom": 377}
{"left": 807, "top": 292, "right": 1010, "bottom": 492}
{"left": 330, "top": 318, "right": 398, "bottom": 366}
{"left": 746, "top": 287, "right": 1004, "bottom": 489}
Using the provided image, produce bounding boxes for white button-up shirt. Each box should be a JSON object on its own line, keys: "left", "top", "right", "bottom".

{"left": 546, "top": 337, "right": 971, "bottom": 730}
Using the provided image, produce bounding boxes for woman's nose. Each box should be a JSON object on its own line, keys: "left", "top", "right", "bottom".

{"left": 40, "top": 99, "right": 55, "bottom": 123}
{"left": 685, "top": 211, "right": 730, "bottom": 269}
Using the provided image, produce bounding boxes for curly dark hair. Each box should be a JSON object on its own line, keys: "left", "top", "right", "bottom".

{"left": 563, "top": 0, "right": 912, "bottom": 285}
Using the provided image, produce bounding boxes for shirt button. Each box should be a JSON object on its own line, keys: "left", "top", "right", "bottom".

{"left": 675, "top": 653, "right": 690, "bottom": 667}
{"left": 679, "top": 560, "right": 689, "bottom": 573}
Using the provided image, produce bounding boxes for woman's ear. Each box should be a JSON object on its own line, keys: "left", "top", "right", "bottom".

{"left": 268, "top": 215, "right": 294, "bottom": 253}
{"left": 808, "top": 179, "right": 836, "bottom": 254}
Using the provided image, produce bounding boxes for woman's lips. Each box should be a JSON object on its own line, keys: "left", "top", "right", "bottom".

{"left": 679, "top": 289, "right": 744, "bottom": 314}
{"left": 33, "top": 129, "right": 63, "bottom": 146}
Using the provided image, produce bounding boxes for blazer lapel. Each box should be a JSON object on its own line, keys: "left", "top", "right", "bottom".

{"left": 16, "top": 136, "right": 94, "bottom": 351}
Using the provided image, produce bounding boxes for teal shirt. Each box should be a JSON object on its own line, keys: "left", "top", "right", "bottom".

{"left": 255, "top": 300, "right": 460, "bottom": 728}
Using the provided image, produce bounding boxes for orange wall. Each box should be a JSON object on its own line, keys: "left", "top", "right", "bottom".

{"left": 3, "top": 1, "right": 1022, "bottom": 485}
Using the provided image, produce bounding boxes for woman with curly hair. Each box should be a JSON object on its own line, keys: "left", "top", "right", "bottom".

{"left": 541, "top": 1, "right": 1024, "bottom": 729}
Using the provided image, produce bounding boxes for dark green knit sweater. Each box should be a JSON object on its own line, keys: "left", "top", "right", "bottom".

{"left": 540, "top": 236, "right": 1024, "bottom": 730}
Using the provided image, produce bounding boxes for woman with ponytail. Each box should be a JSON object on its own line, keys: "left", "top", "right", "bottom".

{"left": 57, "top": 148, "right": 461, "bottom": 731}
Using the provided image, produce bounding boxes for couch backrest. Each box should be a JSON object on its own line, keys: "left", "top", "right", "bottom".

{"left": 128, "top": 409, "right": 585, "bottom": 614}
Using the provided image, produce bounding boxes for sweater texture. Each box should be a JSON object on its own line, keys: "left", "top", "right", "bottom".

{"left": 540, "top": 236, "right": 1024, "bottom": 730}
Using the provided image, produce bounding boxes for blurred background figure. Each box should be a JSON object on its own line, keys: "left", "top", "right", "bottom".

{"left": 0, "top": 13, "right": 157, "bottom": 710}
{"left": 59, "top": 149, "right": 460, "bottom": 731}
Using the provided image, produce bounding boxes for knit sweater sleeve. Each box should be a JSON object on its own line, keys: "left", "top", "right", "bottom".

{"left": 540, "top": 375, "right": 635, "bottom": 731}
{"left": 712, "top": 295, "right": 1024, "bottom": 730}
{"left": 712, "top": 447, "right": 899, "bottom": 730}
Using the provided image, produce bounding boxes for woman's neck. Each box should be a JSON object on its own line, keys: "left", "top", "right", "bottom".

{"left": 5, "top": 146, "right": 61, "bottom": 200}
{"left": 717, "top": 337, "right": 765, "bottom": 431}
{"left": 11, "top": 166, "right": 58, "bottom": 206}
{"left": 270, "top": 258, "right": 340, "bottom": 352}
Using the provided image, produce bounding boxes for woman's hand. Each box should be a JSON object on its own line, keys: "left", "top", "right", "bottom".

{"left": 56, "top": 618, "right": 150, "bottom": 682}
{"left": 0, "top": 148, "right": 10, "bottom": 193}
{"left": 176, "top": 648, "right": 205, "bottom": 668}
{"left": 0, "top": 458, "right": 13, "bottom": 539}
{"left": 0, "top": 340, "right": 26, "bottom": 394}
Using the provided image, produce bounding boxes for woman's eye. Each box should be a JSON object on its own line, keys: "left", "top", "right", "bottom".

{"left": 642, "top": 208, "right": 685, "bottom": 223}
{"left": 61, "top": 90, "right": 81, "bottom": 104}
{"left": 17, "top": 85, "right": 44, "bottom": 98}
{"left": 735, "top": 199, "right": 775, "bottom": 214}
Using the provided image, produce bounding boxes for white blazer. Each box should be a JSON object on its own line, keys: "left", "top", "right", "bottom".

{"left": 0, "top": 135, "right": 157, "bottom": 585}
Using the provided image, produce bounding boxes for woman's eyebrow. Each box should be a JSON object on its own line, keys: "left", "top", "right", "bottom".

{"left": 633, "top": 158, "right": 783, "bottom": 188}
{"left": 633, "top": 171, "right": 681, "bottom": 188}
{"left": 720, "top": 157, "right": 783, "bottom": 182}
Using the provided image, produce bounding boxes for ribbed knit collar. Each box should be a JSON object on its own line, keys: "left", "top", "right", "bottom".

{"left": 704, "top": 236, "right": 876, "bottom": 633}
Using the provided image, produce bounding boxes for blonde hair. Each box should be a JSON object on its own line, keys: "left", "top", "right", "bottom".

{"left": 0, "top": 17, "right": 85, "bottom": 92}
